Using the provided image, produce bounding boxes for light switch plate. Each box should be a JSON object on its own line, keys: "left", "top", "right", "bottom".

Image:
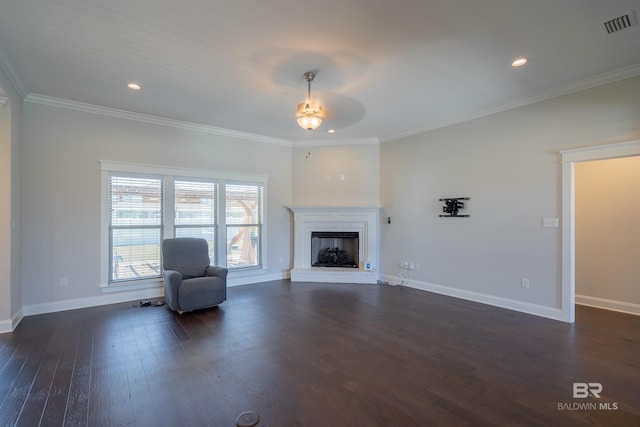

{"left": 542, "top": 217, "right": 560, "bottom": 228}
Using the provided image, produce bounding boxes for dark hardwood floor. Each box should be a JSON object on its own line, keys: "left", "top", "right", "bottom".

{"left": 1, "top": 280, "right": 639, "bottom": 427}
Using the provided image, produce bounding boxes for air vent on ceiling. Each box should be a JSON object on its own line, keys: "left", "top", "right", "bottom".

{"left": 603, "top": 11, "right": 636, "bottom": 34}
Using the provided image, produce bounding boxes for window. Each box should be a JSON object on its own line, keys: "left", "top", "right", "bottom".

{"left": 101, "top": 161, "right": 266, "bottom": 288}
{"left": 109, "top": 176, "right": 163, "bottom": 282}
{"left": 226, "top": 183, "right": 263, "bottom": 269}
{"left": 174, "top": 180, "right": 218, "bottom": 264}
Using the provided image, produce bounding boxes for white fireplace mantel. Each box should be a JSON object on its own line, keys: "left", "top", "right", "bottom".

{"left": 287, "top": 205, "right": 381, "bottom": 284}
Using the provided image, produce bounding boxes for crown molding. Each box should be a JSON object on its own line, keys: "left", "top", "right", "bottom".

{"left": 381, "top": 63, "right": 640, "bottom": 143}
{"left": 293, "top": 137, "right": 380, "bottom": 147}
{"left": 0, "top": 51, "right": 27, "bottom": 100}
{"left": 24, "top": 93, "right": 293, "bottom": 147}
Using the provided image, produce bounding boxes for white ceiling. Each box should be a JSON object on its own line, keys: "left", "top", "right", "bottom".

{"left": 1, "top": 0, "right": 639, "bottom": 143}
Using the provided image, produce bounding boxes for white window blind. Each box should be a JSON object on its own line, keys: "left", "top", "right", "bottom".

{"left": 109, "top": 176, "right": 163, "bottom": 282}
{"left": 225, "top": 183, "right": 263, "bottom": 269}
{"left": 174, "top": 179, "right": 218, "bottom": 264}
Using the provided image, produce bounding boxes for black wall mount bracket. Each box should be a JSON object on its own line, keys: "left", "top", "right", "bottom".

{"left": 439, "top": 197, "right": 470, "bottom": 217}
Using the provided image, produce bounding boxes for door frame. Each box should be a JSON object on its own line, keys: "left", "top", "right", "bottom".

{"left": 560, "top": 139, "right": 640, "bottom": 322}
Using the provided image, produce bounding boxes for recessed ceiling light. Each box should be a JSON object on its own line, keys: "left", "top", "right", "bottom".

{"left": 127, "top": 82, "right": 141, "bottom": 90}
{"left": 511, "top": 57, "right": 528, "bottom": 67}
{"left": 328, "top": 129, "right": 336, "bottom": 134}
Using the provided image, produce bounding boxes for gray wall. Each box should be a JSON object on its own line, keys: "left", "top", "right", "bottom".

{"left": 380, "top": 76, "right": 640, "bottom": 315}
{"left": 292, "top": 143, "right": 380, "bottom": 206}
{"left": 576, "top": 156, "right": 640, "bottom": 306}
{"left": 21, "top": 102, "right": 292, "bottom": 310}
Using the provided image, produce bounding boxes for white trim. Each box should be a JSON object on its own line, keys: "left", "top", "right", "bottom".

{"left": 18, "top": 64, "right": 640, "bottom": 147}
{"left": 25, "top": 94, "right": 292, "bottom": 146}
{"left": 22, "top": 93, "right": 375, "bottom": 148}
{"left": 383, "top": 64, "right": 640, "bottom": 143}
{"left": 560, "top": 139, "right": 640, "bottom": 324}
{"left": 576, "top": 295, "right": 640, "bottom": 316}
{"left": 0, "top": 308, "right": 23, "bottom": 334}
{"left": 382, "top": 274, "right": 563, "bottom": 321}
{"left": 22, "top": 287, "right": 165, "bottom": 316}
{"left": 0, "top": 319, "right": 13, "bottom": 334}
{"left": 0, "top": 54, "right": 27, "bottom": 99}
{"left": 293, "top": 137, "right": 380, "bottom": 147}
{"left": 21, "top": 275, "right": 286, "bottom": 317}
{"left": 100, "top": 168, "right": 110, "bottom": 288}
{"left": 561, "top": 161, "right": 575, "bottom": 323}
{"left": 560, "top": 140, "right": 640, "bottom": 162}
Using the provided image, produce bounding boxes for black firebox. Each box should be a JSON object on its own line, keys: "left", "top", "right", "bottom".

{"left": 311, "top": 231, "right": 359, "bottom": 268}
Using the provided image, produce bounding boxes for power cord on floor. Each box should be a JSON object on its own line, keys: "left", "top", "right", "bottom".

{"left": 395, "top": 270, "right": 408, "bottom": 287}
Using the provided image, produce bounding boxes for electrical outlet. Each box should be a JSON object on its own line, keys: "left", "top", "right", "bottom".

{"left": 521, "top": 278, "right": 529, "bottom": 288}
{"left": 59, "top": 277, "right": 68, "bottom": 287}
{"left": 542, "top": 217, "right": 560, "bottom": 228}
{"left": 409, "top": 262, "right": 415, "bottom": 270}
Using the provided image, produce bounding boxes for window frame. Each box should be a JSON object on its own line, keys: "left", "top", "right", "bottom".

{"left": 225, "top": 182, "right": 264, "bottom": 270}
{"left": 108, "top": 173, "right": 164, "bottom": 284}
{"left": 173, "top": 178, "right": 219, "bottom": 265}
{"left": 100, "top": 161, "right": 268, "bottom": 290}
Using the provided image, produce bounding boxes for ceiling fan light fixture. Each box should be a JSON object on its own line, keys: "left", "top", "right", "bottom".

{"left": 296, "top": 71, "right": 326, "bottom": 131}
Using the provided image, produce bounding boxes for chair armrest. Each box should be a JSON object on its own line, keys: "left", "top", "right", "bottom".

{"left": 162, "top": 269, "right": 183, "bottom": 309}
{"left": 205, "top": 266, "right": 228, "bottom": 280}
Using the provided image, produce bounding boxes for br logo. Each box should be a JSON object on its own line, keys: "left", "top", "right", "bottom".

{"left": 573, "top": 383, "right": 602, "bottom": 398}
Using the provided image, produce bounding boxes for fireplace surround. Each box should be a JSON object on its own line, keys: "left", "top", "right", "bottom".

{"left": 287, "top": 205, "right": 380, "bottom": 284}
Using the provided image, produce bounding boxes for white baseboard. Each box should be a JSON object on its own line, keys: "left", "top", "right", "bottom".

{"left": 576, "top": 294, "right": 640, "bottom": 316}
{"left": 381, "top": 274, "right": 563, "bottom": 321}
{"left": 22, "top": 287, "right": 165, "bottom": 317}
{"left": 0, "top": 319, "right": 12, "bottom": 334}
{"left": 0, "top": 308, "right": 24, "bottom": 334}
{"left": 20, "top": 272, "right": 291, "bottom": 318}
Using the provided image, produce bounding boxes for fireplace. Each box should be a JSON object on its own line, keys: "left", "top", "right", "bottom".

{"left": 311, "top": 232, "right": 359, "bottom": 268}
{"left": 287, "top": 205, "right": 381, "bottom": 284}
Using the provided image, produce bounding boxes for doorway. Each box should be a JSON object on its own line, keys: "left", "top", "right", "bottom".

{"left": 560, "top": 140, "right": 640, "bottom": 322}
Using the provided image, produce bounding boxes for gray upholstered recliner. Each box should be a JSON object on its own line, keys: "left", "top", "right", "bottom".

{"left": 161, "top": 237, "right": 227, "bottom": 313}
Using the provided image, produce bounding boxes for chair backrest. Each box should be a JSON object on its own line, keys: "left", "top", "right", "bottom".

{"left": 162, "top": 238, "right": 210, "bottom": 278}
